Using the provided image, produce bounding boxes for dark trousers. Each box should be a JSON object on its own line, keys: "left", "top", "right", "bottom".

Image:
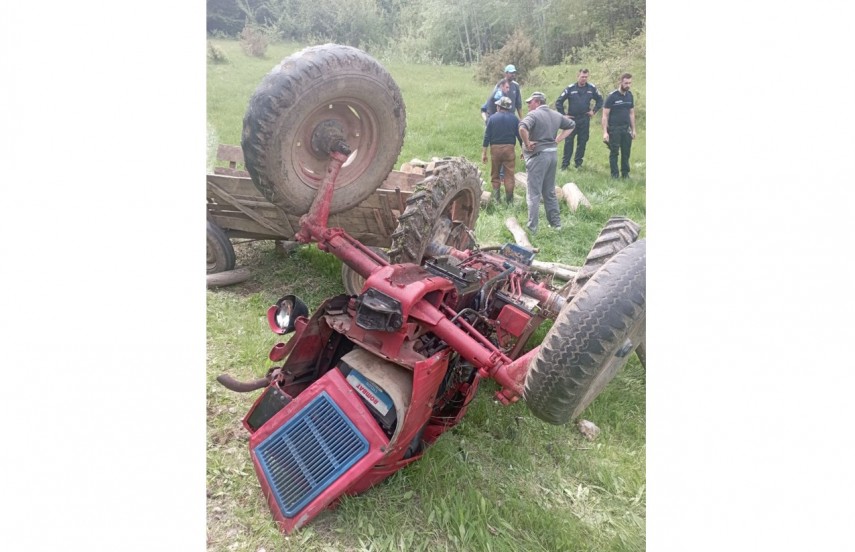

{"left": 608, "top": 125, "right": 632, "bottom": 177}
{"left": 561, "top": 115, "right": 590, "bottom": 168}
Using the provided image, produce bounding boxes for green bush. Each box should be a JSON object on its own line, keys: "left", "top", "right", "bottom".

{"left": 474, "top": 29, "right": 541, "bottom": 85}
{"left": 207, "top": 41, "right": 229, "bottom": 64}
{"left": 239, "top": 24, "right": 272, "bottom": 58}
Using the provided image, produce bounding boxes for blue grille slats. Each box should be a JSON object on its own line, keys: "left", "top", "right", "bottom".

{"left": 255, "top": 392, "right": 370, "bottom": 517}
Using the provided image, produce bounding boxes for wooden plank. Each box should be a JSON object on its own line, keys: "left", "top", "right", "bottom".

{"left": 207, "top": 182, "right": 293, "bottom": 237}
{"left": 206, "top": 174, "right": 266, "bottom": 198}
{"left": 372, "top": 209, "right": 387, "bottom": 237}
{"left": 380, "top": 171, "right": 423, "bottom": 191}
{"left": 377, "top": 193, "right": 397, "bottom": 235}
{"left": 217, "top": 144, "right": 244, "bottom": 165}
{"left": 209, "top": 214, "right": 280, "bottom": 238}
{"left": 214, "top": 166, "right": 249, "bottom": 177}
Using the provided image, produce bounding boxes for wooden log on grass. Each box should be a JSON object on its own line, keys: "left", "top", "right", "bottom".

{"left": 481, "top": 190, "right": 491, "bottom": 208}
{"left": 562, "top": 182, "right": 591, "bottom": 211}
{"left": 504, "top": 216, "right": 533, "bottom": 248}
{"left": 531, "top": 260, "right": 577, "bottom": 281}
{"left": 207, "top": 267, "right": 251, "bottom": 288}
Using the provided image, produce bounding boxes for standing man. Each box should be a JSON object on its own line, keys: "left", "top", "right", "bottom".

{"left": 554, "top": 68, "right": 603, "bottom": 170}
{"left": 481, "top": 79, "right": 511, "bottom": 123}
{"left": 482, "top": 96, "right": 521, "bottom": 204}
{"left": 602, "top": 73, "right": 636, "bottom": 179}
{"left": 499, "top": 65, "right": 523, "bottom": 119}
{"left": 518, "top": 92, "right": 575, "bottom": 233}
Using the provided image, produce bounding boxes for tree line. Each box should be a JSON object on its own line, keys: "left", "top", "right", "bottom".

{"left": 207, "top": 0, "right": 645, "bottom": 65}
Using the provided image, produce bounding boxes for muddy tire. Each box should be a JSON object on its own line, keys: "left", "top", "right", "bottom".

{"left": 241, "top": 44, "right": 406, "bottom": 216}
{"left": 524, "top": 239, "right": 646, "bottom": 425}
{"left": 560, "top": 217, "right": 641, "bottom": 299}
{"left": 207, "top": 220, "right": 236, "bottom": 274}
{"left": 388, "top": 158, "right": 482, "bottom": 265}
{"left": 342, "top": 247, "right": 389, "bottom": 295}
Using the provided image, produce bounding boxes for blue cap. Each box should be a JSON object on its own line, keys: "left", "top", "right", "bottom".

{"left": 504, "top": 64, "right": 517, "bottom": 73}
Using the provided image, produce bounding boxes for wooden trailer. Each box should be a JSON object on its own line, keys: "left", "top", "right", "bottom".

{"left": 206, "top": 144, "right": 426, "bottom": 275}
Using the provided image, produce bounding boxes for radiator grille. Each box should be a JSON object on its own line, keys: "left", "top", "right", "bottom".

{"left": 255, "top": 391, "right": 369, "bottom": 517}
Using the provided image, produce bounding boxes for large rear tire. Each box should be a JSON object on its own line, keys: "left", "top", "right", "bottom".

{"left": 524, "top": 239, "right": 646, "bottom": 425}
{"left": 387, "top": 158, "right": 482, "bottom": 265}
{"left": 241, "top": 44, "right": 406, "bottom": 216}
{"left": 560, "top": 216, "right": 640, "bottom": 299}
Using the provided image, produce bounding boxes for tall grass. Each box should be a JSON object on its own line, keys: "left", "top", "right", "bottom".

{"left": 207, "top": 39, "right": 646, "bottom": 552}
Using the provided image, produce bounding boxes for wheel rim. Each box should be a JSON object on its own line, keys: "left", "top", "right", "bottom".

{"left": 206, "top": 240, "right": 218, "bottom": 273}
{"left": 428, "top": 192, "right": 478, "bottom": 253}
{"left": 290, "top": 98, "right": 380, "bottom": 192}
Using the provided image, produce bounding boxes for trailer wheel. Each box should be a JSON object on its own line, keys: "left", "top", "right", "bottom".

{"left": 560, "top": 216, "right": 641, "bottom": 299}
{"left": 207, "top": 220, "right": 236, "bottom": 274}
{"left": 524, "top": 239, "right": 646, "bottom": 425}
{"left": 241, "top": 44, "right": 406, "bottom": 216}
{"left": 388, "top": 158, "right": 482, "bottom": 265}
{"left": 341, "top": 247, "right": 389, "bottom": 295}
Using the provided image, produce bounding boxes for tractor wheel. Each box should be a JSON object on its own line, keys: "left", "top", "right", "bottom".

{"left": 207, "top": 220, "right": 236, "bottom": 274}
{"left": 241, "top": 44, "right": 406, "bottom": 216}
{"left": 524, "top": 239, "right": 646, "bottom": 425}
{"left": 388, "top": 158, "right": 482, "bottom": 265}
{"left": 560, "top": 216, "right": 641, "bottom": 299}
{"left": 341, "top": 247, "right": 389, "bottom": 295}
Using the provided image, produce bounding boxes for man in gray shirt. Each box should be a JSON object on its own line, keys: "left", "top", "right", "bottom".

{"left": 518, "top": 92, "right": 575, "bottom": 233}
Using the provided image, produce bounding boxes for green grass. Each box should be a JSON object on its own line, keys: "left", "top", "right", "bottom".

{"left": 207, "top": 39, "right": 646, "bottom": 552}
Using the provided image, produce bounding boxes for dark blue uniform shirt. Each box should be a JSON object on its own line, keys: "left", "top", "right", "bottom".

{"left": 604, "top": 89, "right": 634, "bottom": 127}
{"left": 555, "top": 82, "right": 604, "bottom": 117}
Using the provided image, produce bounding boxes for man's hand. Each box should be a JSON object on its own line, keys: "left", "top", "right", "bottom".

{"left": 630, "top": 129, "right": 636, "bottom": 139}
{"left": 482, "top": 151, "right": 488, "bottom": 163}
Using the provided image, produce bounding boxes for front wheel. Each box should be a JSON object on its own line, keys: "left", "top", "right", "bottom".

{"left": 524, "top": 239, "right": 646, "bottom": 425}
{"left": 207, "top": 220, "right": 236, "bottom": 274}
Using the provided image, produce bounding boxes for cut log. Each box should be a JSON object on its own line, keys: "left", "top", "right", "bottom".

{"left": 207, "top": 267, "right": 251, "bottom": 288}
{"left": 504, "top": 216, "right": 533, "bottom": 248}
{"left": 561, "top": 182, "right": 591, "bottom": 211}
{"left": 531, "top": 260, "right": 576, "bottom": 281}
{"left": 481, "top": 190, "right": 491, "bottom": 208}
{"left": 554, "top": 186, "right": 564, "bottom": 201}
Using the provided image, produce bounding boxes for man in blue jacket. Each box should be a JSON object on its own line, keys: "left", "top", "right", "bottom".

{"left": 554, "top": 69, "right": 603, "bottom": 170}
{"left": 482, "top": 96, "right": 522, "bottom": 204}
{"left": 481, "top": 79, "right": 511, "bottom": 123}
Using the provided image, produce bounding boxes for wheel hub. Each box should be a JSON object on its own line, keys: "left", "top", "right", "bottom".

{"left": 310, "top": 120, "right": 351, "bottom": 157}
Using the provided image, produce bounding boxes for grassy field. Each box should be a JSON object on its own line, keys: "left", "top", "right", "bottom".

{"left": 207, "top": 39, "right": 646, "bottom": 551}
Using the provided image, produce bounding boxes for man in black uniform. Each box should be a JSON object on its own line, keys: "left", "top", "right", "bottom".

{"left": 602, "top": 73, "right": 636, "bottom": 179}
{"left": 554, "top": 68, "right": 603, "bottom": 170}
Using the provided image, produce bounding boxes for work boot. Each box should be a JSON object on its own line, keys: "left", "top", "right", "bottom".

{"left": 492, "top": 189, "right": 502, "bottom": 204}
{"left": 505, "top": 191, "right": 514, "bottom": 205}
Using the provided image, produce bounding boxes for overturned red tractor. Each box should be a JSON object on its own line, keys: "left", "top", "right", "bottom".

{"left": 215, "top": 44, "right": 645, "bottom": 534}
